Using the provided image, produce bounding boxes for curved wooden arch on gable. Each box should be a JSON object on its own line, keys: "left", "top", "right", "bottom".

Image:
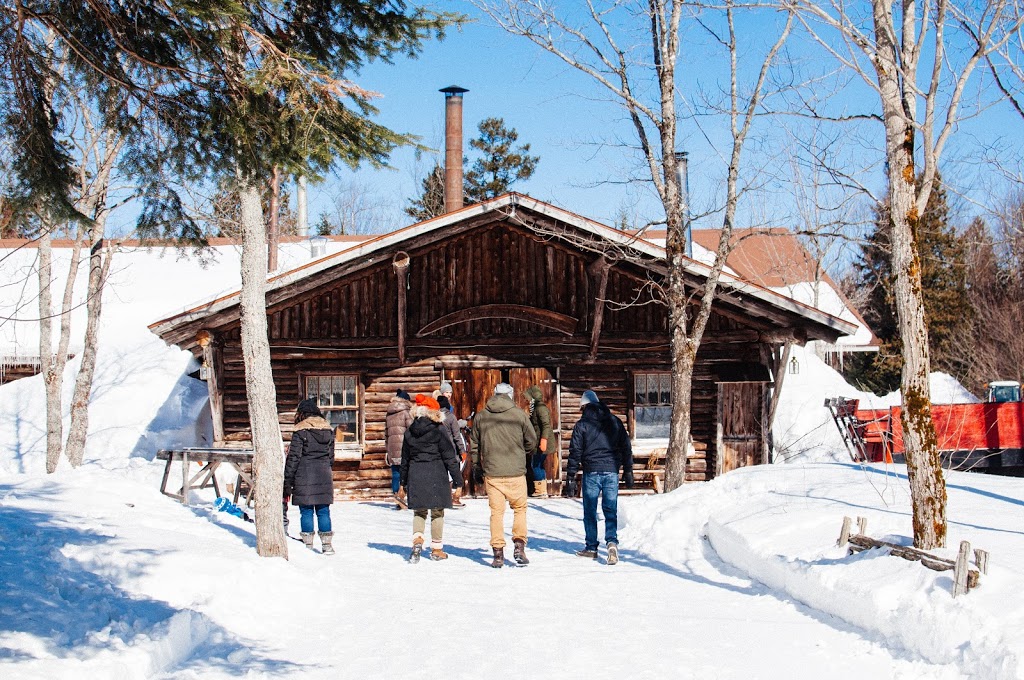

{"left": 416, "top": 304, "right": 578, "bottom": 337}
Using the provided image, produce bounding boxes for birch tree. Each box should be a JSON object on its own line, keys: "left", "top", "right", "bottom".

{"left": 793, "top": 0, "right": 1024, "bottom": 549}
{"left": 481, "top": 0, "right": 794, "bottom": 490}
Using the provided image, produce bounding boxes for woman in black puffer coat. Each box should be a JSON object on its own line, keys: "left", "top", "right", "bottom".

{"left": 400, "top": 394, "right": 462, "bottom": 562}
{"left": 284, "top": 398, "right": 336, "bottom": 554}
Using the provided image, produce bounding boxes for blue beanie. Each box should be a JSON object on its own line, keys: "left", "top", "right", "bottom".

{"left": 580, "top": 390, "right": 599, "bottom": 409}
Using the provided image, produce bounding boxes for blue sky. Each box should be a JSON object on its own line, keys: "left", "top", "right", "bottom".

{"left": 195, "top": 2, "right": 1022, "bottom": 257}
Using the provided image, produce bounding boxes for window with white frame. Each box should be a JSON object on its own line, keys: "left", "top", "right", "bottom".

{"left": 633, "top": 372, "right": 672, "bottom": 439}
{"left": 305, "top": 375, "right": 359, "bottom": 443}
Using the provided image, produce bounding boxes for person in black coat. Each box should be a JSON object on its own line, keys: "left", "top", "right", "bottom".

{"left": 284, "top": 398, "right": 337, "bottom": 555}
{"left": 566, "top": 390, "right": 634, "bottom": 565}
{"left": 400, "top": 394, "right": 463, "bottom": 562}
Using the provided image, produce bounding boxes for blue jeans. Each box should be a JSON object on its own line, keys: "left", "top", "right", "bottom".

{"left": 582, "top": 472, "right": 619, "bottom": 550}
{"left": 531, "top": 453, "right": 547, "bottom": 481}
{"left": 300, "top": 504, "right": 332, "bottom": 533}
{"left": 391, "top": 465, "right": 401, "bottom": 493}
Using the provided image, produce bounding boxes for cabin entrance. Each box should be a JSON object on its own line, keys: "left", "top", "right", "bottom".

{"left": 717, "top": 381, "right": 767, "bottom": 475}
{"left": 443, "top": 365, "right": 559, "bottom": 497}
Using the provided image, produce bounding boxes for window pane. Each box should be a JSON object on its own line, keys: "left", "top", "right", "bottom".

{"left": 635, "top": 405, "right": 671, "bottom": 438}
{"left": 332, "top": 376, "right": 344, "bottom": 407}
{"left": 647, "top": 377, "right": 658, "bottom": 406}
{"left": 319, "top": 377, "right": 331, "bottom": 407}
{"left": 635, "top": 374, "right": 647, "bottom": 405}
{"left": 328, "top": 409, "right": 358, "bottom": 442}
{"left": 660, "top": 374, "right": 671, "bottom": 405}
{"left": 344, "top": 376, "right": 357, "bottom": 406}
{"left": 305, "top": 376, "right": 319, "bottom": 401}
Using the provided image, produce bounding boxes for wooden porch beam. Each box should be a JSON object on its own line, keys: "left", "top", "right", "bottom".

{"left": 393, "top": 252, "right": 410, "bottom": 365}
{"left": 767, "top": 341, "right": 792, "bottom": 432}
{"left": 196, "top": 330, "right": 225, "bottom": 444}
{"left": 588, "top": 256, "right": 612, "bottom": 360}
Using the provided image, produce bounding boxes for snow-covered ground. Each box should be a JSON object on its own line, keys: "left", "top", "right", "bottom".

{"left": 2, "top": 242, "right": 1022, "bottom": 678}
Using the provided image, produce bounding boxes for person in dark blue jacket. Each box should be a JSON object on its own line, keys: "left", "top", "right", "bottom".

{"left": 565, "top": 390, "right": 633, "bottom": 564}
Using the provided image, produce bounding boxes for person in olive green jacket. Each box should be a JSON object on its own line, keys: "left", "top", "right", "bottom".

{"left": 471, "top": 382, "right": 538, "bottom": 568}
{"left": 525, "top": 385, "right": 556, "bottom": 498}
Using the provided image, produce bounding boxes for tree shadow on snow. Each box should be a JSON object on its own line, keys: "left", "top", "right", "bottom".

{"left": 0, "top": 488, "right": 297, "bottom": 675}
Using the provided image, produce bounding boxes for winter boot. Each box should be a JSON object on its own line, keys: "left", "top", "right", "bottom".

{"left": 513, "top": 539, "right": 530, "bottom": 566}
{"left": 300, "top": 532, "right": 316, "bottom": 551}
{"left": 429, "top": 547, "right": 449, "bottom": 561}
{"left": 490, "top": 547, "right": 505, "bottom": 569}
{"left": 409, "top": 537, "right": 424, "bottom": 564}
{"left": 607, "top": 542, "right": 619, "bottom": 565}
{"left": 451, "top": 488, "right": 465, "bottom": 508}
{"left": 319, "top": 531, "right": 335, "bottom": 556}
{"left": 535, "top": 480, "right": 548, "bottom": 498}
{"left": 575, "top": 548, "right": 598, "bottom": 559}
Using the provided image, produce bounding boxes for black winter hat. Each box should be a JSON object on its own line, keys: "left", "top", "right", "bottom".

{"left": 396, "top": 389, "right": 411, "bottom": 401}
{"left": 297, "top": 398, "right": 322, "bottom": 417}
{"left": 437, "top": 395, "right": 452, "bottom": 411}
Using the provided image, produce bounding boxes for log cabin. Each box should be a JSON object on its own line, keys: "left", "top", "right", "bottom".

{"left": 148, "top": 192, "right": 857, "bottom": 499}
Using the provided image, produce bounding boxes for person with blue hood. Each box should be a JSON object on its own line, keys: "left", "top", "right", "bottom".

{"left": 565, "top": 390, "right": 633, "bottom": 564}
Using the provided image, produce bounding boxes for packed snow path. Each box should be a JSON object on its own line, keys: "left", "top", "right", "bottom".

{"left": 1, "top": 470, "right": 964, "bottom": 679}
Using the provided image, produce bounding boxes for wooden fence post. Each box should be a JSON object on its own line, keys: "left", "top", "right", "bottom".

{"left": 856, "top": 516, "right": 868, "bottom": 536}
{"left": 838, "top": 517, "right": 852, "bottom": 547}
{"left": 974, "top": 548, "right": 989, "bottom": 575}
{"left": 953, "top": 541, "right": 972, "bottom": 597}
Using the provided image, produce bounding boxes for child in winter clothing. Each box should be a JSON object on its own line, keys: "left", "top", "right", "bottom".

{"left": 400, "top": 394, "right": 463, "bottom": 562}
{"left": 284, "top": 398, "right": 337, "bottom": 555}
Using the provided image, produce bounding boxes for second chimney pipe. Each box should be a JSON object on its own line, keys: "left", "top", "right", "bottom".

{"left": 441, "top": 85, "right": 468, "bottom": 214}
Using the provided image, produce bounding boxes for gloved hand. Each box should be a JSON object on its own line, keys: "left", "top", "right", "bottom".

{"left": 452, "top": 477, "right": 462, "bottom": 490}
{"left": 539, "top": 439, "right": 547, "bottom": 453}
{"left": 283, "top": 486, "right": 293, "bottom": 498}
{"left": 623, "top": 469, "right": 634, "bottom": 489}
{"left": 565, "top": 478, "right": 579, "bottom": 497}
{"left": 473, "top": 464, "right": 484, "bottom": 485}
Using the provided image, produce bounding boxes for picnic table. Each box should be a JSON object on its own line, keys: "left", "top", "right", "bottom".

{"left": 157, "top": 448, "right": 255, "bottom": 506}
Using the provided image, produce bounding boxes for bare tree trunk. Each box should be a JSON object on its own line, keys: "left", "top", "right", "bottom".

{"left": 268, "top": 166, "right": 280, "bottom": 273}
{"left": 64, "top": 234, "right": 112, "bottom": 467}
{"left": 238, "top": 179, "right": 288, "bottom": 559}
{"left": 871, "top": 0, "right": 946, "bottom": 549}
{"left": 39, "top": 231, "right": 62, "bottom": 473}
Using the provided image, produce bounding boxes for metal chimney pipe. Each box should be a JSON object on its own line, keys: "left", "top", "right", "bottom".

{"left": 440, "top": 85, "right": 469, "bottom": 213}
{"left": 674, "top": 151, "right": 692, "bottom": 257}
{"left": 296, "top": 175, "right": 308, "bottom": 237}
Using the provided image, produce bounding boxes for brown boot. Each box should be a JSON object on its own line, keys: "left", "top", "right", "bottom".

{"left": 536, "top": 480, "right": 548, "bottom": 498}
{"left": 451, "top": 488, "right": 465, "bottom": 508}
{"left": 430, "top": 547, "right": 449, "bottom": 561}
{"left": 490, "top": 547, "right": 505, "bottom": 569}
{"left": 409, "top": 537, "right": 424, "bottom": 563}
{"left": 513, "top": 539, "right": 530, "bottom": 566}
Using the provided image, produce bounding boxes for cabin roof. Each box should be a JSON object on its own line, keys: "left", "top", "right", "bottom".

{"left": 149, "top": 193, "right": 857, "bottom": 350}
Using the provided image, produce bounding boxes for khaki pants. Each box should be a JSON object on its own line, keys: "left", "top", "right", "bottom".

{"left": 413, "top": 508, "right": 445, "bottom": 548}
{"left": 484, "top": 476, "right": 528, "bottom": 548}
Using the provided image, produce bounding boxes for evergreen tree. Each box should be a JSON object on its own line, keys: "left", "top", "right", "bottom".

{"left": 847, "top": 176, "right": 971, "bottom": 394}
{"left": 404, "top": 164, "right": 445, "bottom": 220}
{"left": 464, "top": 117, "right": 539, "bottom": 203}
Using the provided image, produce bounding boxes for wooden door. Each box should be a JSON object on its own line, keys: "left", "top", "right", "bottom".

{"left": 509, "top": 367, "right": 560, "bottom": 485}
{"left": 444, "top": 368, "right": 501, "bottom": 497}
{"left": 717, "top": 382, "right": 766, "bottom": 475}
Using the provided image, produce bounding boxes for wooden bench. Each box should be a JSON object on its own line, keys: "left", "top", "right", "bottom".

{"left": 157, "top": 448, "right": 255, "bottom": 507}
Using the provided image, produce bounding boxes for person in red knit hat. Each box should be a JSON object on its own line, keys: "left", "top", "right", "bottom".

{"left": 400, "top": 394, "right": 463, "bottom": 561}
